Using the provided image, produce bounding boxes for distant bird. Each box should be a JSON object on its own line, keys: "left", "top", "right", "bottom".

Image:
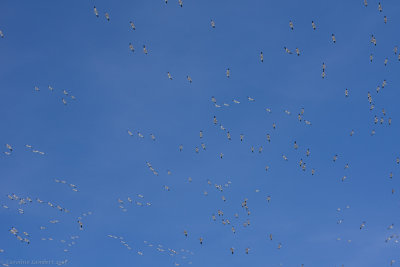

{"left": 260, "top": 51, "right": 264, "bottom": 62}
{"left": 284, "top": 47, "right": 292, "bottom": 54}
{"left": 129, "top": 43, "right": 134, "bottom": 52}
{"left": 187, "top": 76, "right": 192, "bottom": 83}
{"left": 167, "top": 72, "right": 173, "bottom": 80}
{"left": 345, "top": 88, "right": 349, "bottom": 97}
{"left": 105, "top": 12, "right": 110, "bottom": 21}
{"left": 226, "top": 68, "right": 230, "bottom": 78}
{"left": 179, "top": 0, "right": 183, "bottom": 7}
{"left": 296, "top": 48, "right": 300, "bottom": 56}
{"left": 266, "top": 134, "right": 271, "bottom": 142}
{"left": 143, "top": 45, "right": 148, "bottom": 55}
{"left": 94, "top": 6, "right": 99, "bottom": 17}
{"left": 360, "top": 221, "right": 366, "bottom": 229}
{"left": 0, "top": 30, "right": 4, "bottom": 38}
{"left": 211, "top": 19, "right": 215, "bottom": 28}
{"left": 378, "top": 2, "right": 382, "bottom": 12}
{"left": 130, "top": 21, "right": 136, "bottom": 30}
{"left": 289, "top": 20, "right": 294, "bottom": 30}
{"left": 364, "top": 0, "right": 368, "bottom": 7}
{"left": 384, "top": 16, "right": 387, "bottom": 24}
{"left": 370, "top": 54, "right": 373, "bottom": 62}
{"left": 332, "top": 34, "right": 336, "bottom": 43}
{"left": 371, "top": 35, "right": 377, "bottom": 46}
{"left": 311, "top": 21, "right": 316, "bottom": 30}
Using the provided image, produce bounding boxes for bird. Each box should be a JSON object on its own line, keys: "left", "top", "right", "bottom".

{"left": 332, "top": 34, "right": 336, "bottom": 43}
{"left": 266, "top": 134, "right": 271, "bottom": 142}
{"left": 364, "top": 0, "right": 368, "bottom": 7}
{"left": 378, "top": 2, "right": 382, "bottom": 12}
{"left": 384, "top": 16, "right": 387, "bottom": 24}
{"left": 371, "top": 35, "right": 377, "bottom": 46}
{"left": 130, "top": 21, "right": 136, "bottom": 30}
{"left": 129, "top": 43, "right": 134, "bottom": 52}
{"left": 143, "top": 45, "right": 148, "bottom": 55}
{"left": 311, "top": 21, "right": 316, "bottom": 30}
{"left": 284, "top": 47, "right": 292, "bottom": 54}
{"left": 0, "top": 30, "right": 4, "bottom": 38}
{"left": 211, "top": 19, "right": 215, "bottom": 28}
{"left": 179, "top": 0, "right": 183, "bottom": 7}
{"left": 226, "top": 68, "right": 230, "bottom": 78}
{"left": 105, "top": 13, "right": 110, "bottom": 21}
{"left": 345, "top": 88, "right": 349, "bottom": 97}
{"left": 199, "top": 237, "right": 203, "bottom": 244}
{"left": 360, "top": 221, "right": 366, "bottom": 229}
{"left": 184, "top": 230, "right": 188, "bottom": 237}
{"left": 260, "top": 52, "right": 264, "bottom": 62}
{"left": 93, "top": 6, "right": 99, "bottom": 17}
{"left": 6, "top": 144, "right": 12, "bottom": 152}
{"left": 296, "top": 48, "right": 300, "bottom": 56}
{"left": 167, "top": 72, "right": 173, "bottom": 80}
{"left": 289, "top": 20, "right": 294, "bottom": 30}
{"left": 187, "top": 76, "right": 192, "bottom": 83}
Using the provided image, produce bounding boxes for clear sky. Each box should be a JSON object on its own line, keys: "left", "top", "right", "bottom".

{"left": 0, "top": 0, "right": 399, "bottom": 266}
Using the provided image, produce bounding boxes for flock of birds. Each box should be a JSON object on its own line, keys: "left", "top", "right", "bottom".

{"left": 1, "top": 0, "right": 400, "bottom": 266}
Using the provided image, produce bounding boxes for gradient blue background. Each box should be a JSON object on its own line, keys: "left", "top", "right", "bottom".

{"left": 0, "top": 0, "right": 399, "bottom": 266}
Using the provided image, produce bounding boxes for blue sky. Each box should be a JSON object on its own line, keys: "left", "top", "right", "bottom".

{"left": 0, "top": 0, "right": 399, "bottom": 266}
